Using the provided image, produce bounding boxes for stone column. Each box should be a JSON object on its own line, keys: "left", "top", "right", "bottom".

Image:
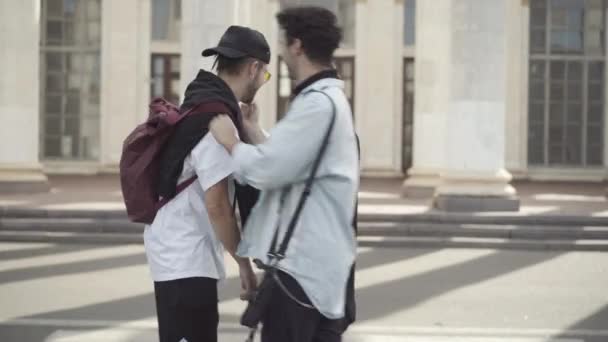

{"left": 100, "top": 0, "right": 151, "bottom": 170}
{"left": 433, "top": 0, "right": 519, "bottom": 211}
{"left": 402, "top": 0, "right": 451, "bottom": 197}
{"left": 0, "top": 0, "right": 49, "bottom": 193}
{"left": 354, "top": 0, "right": 404, "bottom": 176}
{"left": 504, "top": 0, "right": 528, "bottom": 179}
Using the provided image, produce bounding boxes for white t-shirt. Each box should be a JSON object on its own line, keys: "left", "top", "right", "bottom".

{"left": 144, "top": 134, "right": 234, "bottom": 282}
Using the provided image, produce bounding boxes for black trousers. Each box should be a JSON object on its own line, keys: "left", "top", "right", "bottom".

{"left": 154, "top": 277, "right": 219, "bottom": 342}
{"left": 261, "top": 271, "right": 345, "bottom": 342}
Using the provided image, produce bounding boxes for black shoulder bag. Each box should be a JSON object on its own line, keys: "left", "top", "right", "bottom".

{"left": 241, "top": 90, "right": 337, "bottom": 340}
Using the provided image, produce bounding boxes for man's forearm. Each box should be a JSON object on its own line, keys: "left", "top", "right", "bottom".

{"left": 207, "top": 206, "right": 247, "bottom": 264}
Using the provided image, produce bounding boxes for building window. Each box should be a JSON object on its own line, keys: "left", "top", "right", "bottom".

{"left": 528, "top": 0, "right": 605, "bottom": 167}
{"left": 404, "top": 0, "right": 416, "bottom": 46}
{"left": 40, "top": 0, "right": 101, "bottom": 160}
{"left": 152, "top": 0, "right": 181, "bottom": 42}
{"left": 151, "top": 54, "right": 181, "bottom": 104}
{"left": 279, "top": 0, "right": 355, "bottom": 48}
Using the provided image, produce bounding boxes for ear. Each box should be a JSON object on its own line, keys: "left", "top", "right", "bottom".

{"left": 248, "top": 60, "right": 259, "bottom": 79}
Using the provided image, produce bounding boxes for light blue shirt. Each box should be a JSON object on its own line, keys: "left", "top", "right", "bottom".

{"left": 233, "top": 77, "right": 359, "bottom": 319}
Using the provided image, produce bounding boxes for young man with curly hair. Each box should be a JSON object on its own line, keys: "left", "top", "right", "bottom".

{"left": 210, "top": 6, "right": 358, "bottom": 342}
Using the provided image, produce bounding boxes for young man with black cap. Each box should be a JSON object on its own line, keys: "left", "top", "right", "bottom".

{"left": 143, "top": 25, "right": 271, "bottom": 342}
{"left": 210, "top": 7, "right": 358, "bottom": 342}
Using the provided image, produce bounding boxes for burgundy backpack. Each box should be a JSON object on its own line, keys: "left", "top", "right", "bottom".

{"left": 120, "top": 98, "right": 229, "bottom": 224}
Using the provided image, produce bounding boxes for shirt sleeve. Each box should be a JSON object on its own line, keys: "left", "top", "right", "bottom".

{"left": 191, "top": 133, "right": 235, "bottom": 191}
{"left": 231, "top": 92, "right": 333, "bottom": 190}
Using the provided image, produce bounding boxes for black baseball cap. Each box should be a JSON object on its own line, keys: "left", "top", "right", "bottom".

{"left": 202, "top": 26, "right": 271, "bottom": 64}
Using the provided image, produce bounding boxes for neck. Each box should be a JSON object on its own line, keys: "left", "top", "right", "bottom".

{"left": 218, "top": 72, "right": 246, "bottom": 102}
{"left": 294, "top": 60, "right": 332, "bottom": 87}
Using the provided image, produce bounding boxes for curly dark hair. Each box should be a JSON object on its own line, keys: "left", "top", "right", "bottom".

{"left": 276, "top": 6, "right": 342, "bottom": 66}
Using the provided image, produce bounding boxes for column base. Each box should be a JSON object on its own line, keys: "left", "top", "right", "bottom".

{"left": 434, "top": 194, "right": 520, "bottom": 212}
{"left": 402, "top": 169, "right": 440, "bottom": 198}
{"left": 0, "top": 167, "right": 50, "bottom": 194}
{"left": 433, "top": 169, "right": 520, "bottom": 212}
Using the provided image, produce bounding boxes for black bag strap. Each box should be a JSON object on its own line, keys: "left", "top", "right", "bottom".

{"left": 268, "top": 89, "right": 337, "bottom": 261}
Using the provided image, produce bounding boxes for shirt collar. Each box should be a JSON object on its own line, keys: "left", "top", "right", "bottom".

{"left": 291, "top": 69, "right": 339, "bottom": 98}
